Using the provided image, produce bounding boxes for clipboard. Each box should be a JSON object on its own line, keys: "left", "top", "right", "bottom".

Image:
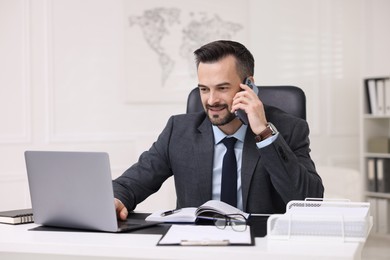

{"left": 157, "top": 225, "right": 254, "bottom": 246}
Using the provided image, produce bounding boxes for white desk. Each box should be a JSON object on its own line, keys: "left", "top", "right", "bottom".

{"left": 0, "top": 223, "right": 364, "bottom": 260}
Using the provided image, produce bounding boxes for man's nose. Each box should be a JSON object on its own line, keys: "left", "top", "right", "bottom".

{"left": 207, "top": 91, "right": 220, "bottom": 105}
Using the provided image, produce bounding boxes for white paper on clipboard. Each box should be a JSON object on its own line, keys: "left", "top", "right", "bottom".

{"left": 158, "top": 225, "right": 253, "bottom": 246}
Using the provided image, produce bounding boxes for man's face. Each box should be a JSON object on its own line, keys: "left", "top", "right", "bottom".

{"left": 197, "top": 55, "right": 242, "bottom": 126}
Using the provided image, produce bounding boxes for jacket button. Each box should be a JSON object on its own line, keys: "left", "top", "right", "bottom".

{"left": 278, "top": 146, "right": 288, "bottom": 162}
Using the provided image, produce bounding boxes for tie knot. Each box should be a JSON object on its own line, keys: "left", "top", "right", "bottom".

{"left": 222, "top": 137, "right": 237, "bottom": 150}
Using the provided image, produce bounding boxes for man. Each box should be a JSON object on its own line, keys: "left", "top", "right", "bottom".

{"left": 114, "top": 40, "right": 324, "bottom": 220}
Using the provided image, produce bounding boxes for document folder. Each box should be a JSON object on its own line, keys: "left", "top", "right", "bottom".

{"left": 157, "top": 225, "right": 254, "bottom": 246}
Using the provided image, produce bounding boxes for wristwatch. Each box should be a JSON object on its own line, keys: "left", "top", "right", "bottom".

{"left": 255, "top": 122, "right": 278, "bottom": 142}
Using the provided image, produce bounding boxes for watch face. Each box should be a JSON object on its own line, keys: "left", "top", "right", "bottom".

{"left": 268, "top": 123, "right": 278, "bottom": 134}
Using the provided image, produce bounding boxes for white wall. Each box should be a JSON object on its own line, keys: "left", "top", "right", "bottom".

{"left": 0, "top": 0, "right": 388, "bottom": 211}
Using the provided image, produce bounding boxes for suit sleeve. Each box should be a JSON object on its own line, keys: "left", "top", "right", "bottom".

{"left": 112, "top": 117, "right": 174, "bottom": 211}
{"left": 259, "top": 117, "right": 324, "bottom": 203}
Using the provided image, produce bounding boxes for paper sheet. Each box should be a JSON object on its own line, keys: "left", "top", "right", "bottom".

{"left": 158, "top": 225, "right": 252, "bottom": 245}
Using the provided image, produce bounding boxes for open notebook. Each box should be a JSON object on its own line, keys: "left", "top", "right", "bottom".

{"left": 146, "top": 200, "right": 250, "bottom": 223}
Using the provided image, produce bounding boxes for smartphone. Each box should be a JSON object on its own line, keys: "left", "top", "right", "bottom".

{"left": 235, "top": 78, "right": 259, "bottom": 125}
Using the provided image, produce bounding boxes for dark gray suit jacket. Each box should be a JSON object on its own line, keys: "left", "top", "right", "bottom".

{"left": 113, "top": 106, "right": 324, "bottom": 214}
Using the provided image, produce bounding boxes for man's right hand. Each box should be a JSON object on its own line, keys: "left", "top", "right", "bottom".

{"left": 114, "top": 198, "right": 128, "bottom": 221}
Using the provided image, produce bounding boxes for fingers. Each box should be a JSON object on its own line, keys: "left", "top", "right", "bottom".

{"left": 239, "top": 82, "right": 256, "bottom": 93}
{"left": 233, "top": 84, "right": 268, "bottom": 133}
{"left": 114, "top": 198, "right": 128, "bottom": 221}
{"left": 232, "top": 84, "right": 261, "bottom": 113}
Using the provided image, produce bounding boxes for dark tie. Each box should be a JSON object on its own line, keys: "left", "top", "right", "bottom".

{"left": 220, "top": 137, "right": 238, "bottom": 207}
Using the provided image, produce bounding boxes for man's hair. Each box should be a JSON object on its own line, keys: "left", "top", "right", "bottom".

{"left": 194, "top": 40, "right": 254, "bottom": 80}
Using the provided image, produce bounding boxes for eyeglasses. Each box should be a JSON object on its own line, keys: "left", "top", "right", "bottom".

{"left": 198, "top": 213, "right": 248, "bottom": 232}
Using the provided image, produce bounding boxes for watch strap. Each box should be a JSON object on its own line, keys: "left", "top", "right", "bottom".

{"left": 255, "top": 123, "right": 275, "bottom": 142}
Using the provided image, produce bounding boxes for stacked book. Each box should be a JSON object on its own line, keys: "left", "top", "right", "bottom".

{"left": 0, "top": 209, "right": 33, "bottom": 225}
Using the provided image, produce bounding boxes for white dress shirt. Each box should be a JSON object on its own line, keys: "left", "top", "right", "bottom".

{"left": 211, "top": 124, "right": 279, "bottom": 211}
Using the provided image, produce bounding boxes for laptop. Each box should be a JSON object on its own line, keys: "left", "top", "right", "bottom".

{"left": 25, "top": 151, "right": 159, "bottom": 232}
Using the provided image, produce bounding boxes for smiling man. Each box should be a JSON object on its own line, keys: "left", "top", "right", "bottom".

{"left": 113, "top": 40, "right": 324, "bottom": 220}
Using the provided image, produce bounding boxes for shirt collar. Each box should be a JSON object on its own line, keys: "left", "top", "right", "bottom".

{"left": 212, "top": 124, "right": 247, "bottom": 145}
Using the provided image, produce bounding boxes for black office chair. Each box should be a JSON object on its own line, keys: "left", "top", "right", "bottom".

{"left": 186, "top": 86, "right": 306, "bottom": 120}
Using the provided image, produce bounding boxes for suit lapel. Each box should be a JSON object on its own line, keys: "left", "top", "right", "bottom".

{"left": 193, "top": 117, "right": 214, "bottom": 203}
{"left": 241, "top": 130, "right": 261, "bottom": 211}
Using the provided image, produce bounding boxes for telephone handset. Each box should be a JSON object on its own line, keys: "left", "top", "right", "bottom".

{"left": 234, "top": 77, "right": 259, "bottom": 125}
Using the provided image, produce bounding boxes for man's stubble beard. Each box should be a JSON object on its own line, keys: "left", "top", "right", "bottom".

{"left": 208, "top": 110, "right": 236, "bottom": 126}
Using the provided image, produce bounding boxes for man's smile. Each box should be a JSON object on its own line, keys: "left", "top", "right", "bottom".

{"left": 206, "top": 104, "right": 228, "bottom": 113}
{"left": 207, "top": 105, "right": 229, "bottom": 118}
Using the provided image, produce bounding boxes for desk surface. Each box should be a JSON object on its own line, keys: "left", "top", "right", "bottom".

{"left": 0, "top": 223, "right": 364, "bottom": 260}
